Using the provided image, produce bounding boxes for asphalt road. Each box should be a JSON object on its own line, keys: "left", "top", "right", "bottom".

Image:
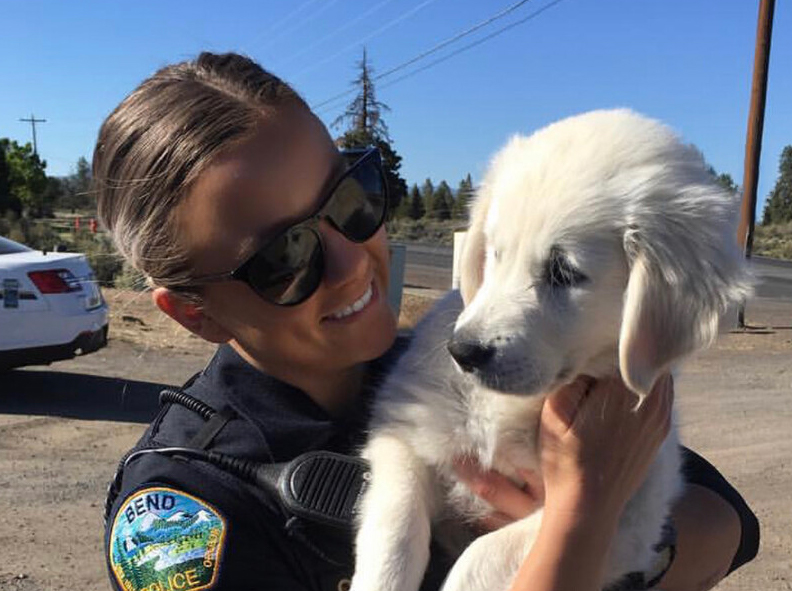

{"left": 749, "top": 256, "right": 792, "bottom": 299}
{"left": 402, "top": 243, "right": 792, "bottom": 300}
{"left": 402, "top": 243, "right": 454, "bottom": 290}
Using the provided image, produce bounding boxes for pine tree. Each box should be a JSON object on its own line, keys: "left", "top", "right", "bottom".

{"left": 453, "top": 173, "right": 474, "bottom": 220}
{"left": 332, "top": 48, "right": 390, "bottom": 142}
{"left": 715, "top": 173, "right": 739, "bottom": 194}
{"left": 762, "top": 145, "right": 792, "bottom": 225}
{"left": 333, "top": 49, "right": 406, "bottom": 216}
{"left": 0, "top": 146, "right": 10, "bottom": 214}
{"left": 420, "top": 178, "right": 434, "bottom": 217}
{"left": 430, "top": 180, "right": 452, "bottom": 220}
{"left": 407, "top": 184, "right": 425, "bottom": 220}
{"left": 394, "top": 185, "right": 412, "bottom": 219}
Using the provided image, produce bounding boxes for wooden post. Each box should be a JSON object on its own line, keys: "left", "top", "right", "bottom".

{"left": 737, "top": 0, "right": 775, "bottom": 328}
{"left": 18, "top": 114, "right": 47, "bottom": 156}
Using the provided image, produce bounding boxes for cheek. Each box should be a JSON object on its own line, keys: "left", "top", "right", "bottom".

{"left": 369, "top": 228, "right": 391, "bottom": 276}
{"left": 201, "top": 282, "right": 316, "bottom": 333}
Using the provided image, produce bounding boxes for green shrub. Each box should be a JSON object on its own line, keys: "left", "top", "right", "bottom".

{"left": 386, "top": 219, "right": 466, "bottom": 246}
{"left": 1, "top": 217, "right": 157, "bottom": 288}
{"left": 114, "top": 262, "right": 148, "bottom": 291}
{"left": 0, "top": 215, "right": 61, "bottom": 251}
{"left": 72, "top": 231, "right": 124, "bottom": 286}
{"left": 754, "top": 222, "right": 792, "bottom": 260}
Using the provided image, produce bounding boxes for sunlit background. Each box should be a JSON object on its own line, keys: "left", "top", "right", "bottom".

{"left": 2, "top": 0, "right": 790, "bottom": 215}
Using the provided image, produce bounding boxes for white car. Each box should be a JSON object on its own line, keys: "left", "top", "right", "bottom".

{"left": 0, "top": 235, "right": 109, "bottom": 369}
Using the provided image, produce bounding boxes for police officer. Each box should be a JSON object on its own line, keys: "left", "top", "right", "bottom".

{"left": 96, "top": 52, "right": 758, "bottom": 591}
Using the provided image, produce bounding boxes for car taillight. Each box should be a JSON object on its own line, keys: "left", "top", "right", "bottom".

{"left": 27, "top": 269, "right": 83, "bottom": 294}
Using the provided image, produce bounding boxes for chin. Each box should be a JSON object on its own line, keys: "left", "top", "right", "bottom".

{"left": 362, "top": 306, "right": 399, "bottom": 361}
{"left": 325, "top": 274, "right": 398, "bottom": 363}
{"left": 350, "top": 301, "right": 398, "bottom": 364}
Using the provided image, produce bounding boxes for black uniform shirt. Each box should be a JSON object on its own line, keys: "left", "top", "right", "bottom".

{"left": 105, "top": 339, "right": 452, "bottom": 591}
{"left": 104, "top": 341, "right": 759, "bottom": 591}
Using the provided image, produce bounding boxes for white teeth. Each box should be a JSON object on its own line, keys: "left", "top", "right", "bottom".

{"left": 329, "top": 284, "right": 373, "bottom": 320}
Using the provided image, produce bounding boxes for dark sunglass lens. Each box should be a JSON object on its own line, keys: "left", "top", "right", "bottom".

{"left": 325, "top": 155, "right": 386, "bottom": 241}
{"left": 247, "top": 228, "right": 322, "bottom": 305}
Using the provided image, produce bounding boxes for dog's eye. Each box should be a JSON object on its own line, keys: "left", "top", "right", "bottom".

{"left": 543, "top": 252, "right": 588, "bottom": 289}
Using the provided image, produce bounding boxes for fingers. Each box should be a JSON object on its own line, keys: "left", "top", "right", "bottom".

{"left": 455, "top": 373, "right": 676, "bottom": 533}
{"left": 542, "top": 375, "right": 595, "bottom": 432}
{"left": 595, "top": 372, "right": 674, "bottom": 445}
{"left": 517, "top": 467, "right": 546, "bottom": 504}
{"left": 587, "top": 372, "right": 672, "bottom": 416}
{"left": 538, "top": 371, "right": 677, "bottom": 517}
{"left": 454, "top": 459, "right": 543, "bottom": 522}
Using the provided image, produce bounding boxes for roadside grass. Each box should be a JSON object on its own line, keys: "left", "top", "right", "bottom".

{"left": 386, "top": 218, "right": 465, "bottom": 246}
{"left": 753, "top": 222, "right": 792, "bottom": 260}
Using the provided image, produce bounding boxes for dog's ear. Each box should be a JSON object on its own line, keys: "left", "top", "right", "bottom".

{"left": 618, "top": 245, "right": 690, "bottom": 399}
{"left": 460, "top": 188, "right": 492, "bottom": 305}
{"left": 618, "top": 213, "right": 750, "bottom": 398}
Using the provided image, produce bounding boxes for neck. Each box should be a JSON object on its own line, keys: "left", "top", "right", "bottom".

{"left": 231, "top": 341, "right": 366, "bottom": 417}
{"left": 302, "top": 364, "right": 367, "bottom": 417}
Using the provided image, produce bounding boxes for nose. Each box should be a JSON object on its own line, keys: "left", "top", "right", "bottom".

{"left": 319, "top": 220, "right": 368, "bottom": 289}
{"left": 447, "top": 337, "right": 495, "bottom": 372}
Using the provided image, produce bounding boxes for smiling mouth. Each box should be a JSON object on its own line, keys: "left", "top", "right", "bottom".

{"left": 325, "top": 282, "right": 375, "bottom": 321}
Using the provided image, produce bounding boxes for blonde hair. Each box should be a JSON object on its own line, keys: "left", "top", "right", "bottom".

{"left": 93, "top": 52, "right": 309, "bottom": 295}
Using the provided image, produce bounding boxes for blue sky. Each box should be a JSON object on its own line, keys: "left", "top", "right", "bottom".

{"left": 1, "top": 0, "right": 790, "bottom": 217}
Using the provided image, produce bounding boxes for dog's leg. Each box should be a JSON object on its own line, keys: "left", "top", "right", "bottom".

{"left": 441, "top": 510, "right": 543, "bottom": 591}
{"left": 351, "top": 432, "right": 438, "bottom": 591}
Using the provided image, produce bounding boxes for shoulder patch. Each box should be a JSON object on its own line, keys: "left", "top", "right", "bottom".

{"left": 109, "top": 486, "right": 226, "bottom": 591}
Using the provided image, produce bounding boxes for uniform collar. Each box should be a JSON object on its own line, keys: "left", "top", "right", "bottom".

{"left": 200, "top": 341, "right": 407, "bottom": 463}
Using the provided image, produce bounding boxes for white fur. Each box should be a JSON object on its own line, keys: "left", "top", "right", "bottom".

{"left": 351, "top": 110, "right": 752, "bottom": 591}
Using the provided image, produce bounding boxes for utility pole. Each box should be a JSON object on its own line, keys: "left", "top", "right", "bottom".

{"left": 737, "top": 0, "right": 775, "bottom": 328}
{"left": 18, "top": 113, "right": 47, "bottom": 156}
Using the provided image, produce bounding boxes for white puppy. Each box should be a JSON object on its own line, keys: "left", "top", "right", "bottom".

{"left": 351, "top": 110, "right": 751, "bottom": 591}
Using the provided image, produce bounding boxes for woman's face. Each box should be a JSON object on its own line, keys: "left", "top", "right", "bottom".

{"left": 175, "top": 105, "right": 397, "bottom": 377}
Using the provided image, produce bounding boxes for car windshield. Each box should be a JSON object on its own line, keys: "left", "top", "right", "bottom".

{"left": 0, "top": 236, "right": 34, "bottom": 255}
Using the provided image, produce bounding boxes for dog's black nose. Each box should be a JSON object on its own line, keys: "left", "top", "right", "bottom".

{"left": 448, "top": 338, "right": 495, "bottom": 372}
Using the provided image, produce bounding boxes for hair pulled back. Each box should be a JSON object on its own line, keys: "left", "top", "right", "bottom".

{"left": 92, "top": 52, "right": 309, "bottom": 291}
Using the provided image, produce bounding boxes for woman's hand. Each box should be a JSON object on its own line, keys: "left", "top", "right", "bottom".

{"left": 540, "top": 373, "right": 674, "bottom": 523}
{"left": 453, "top": 373, "right": 674, "bottom": 530}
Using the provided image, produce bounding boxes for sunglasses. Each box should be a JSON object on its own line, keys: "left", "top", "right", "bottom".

{"left": 182, "top": 147, "right": 388, "bottom": 306}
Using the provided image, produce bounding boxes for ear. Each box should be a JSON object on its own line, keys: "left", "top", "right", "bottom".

{"left": 618, "top": 252, "right": 691, "bottom": 398}
{"left": 618, "top": 224, "right": 749, "bottom": 398}
{"left": 152, "top": 288, "right": 233, "bottom": 344}
{"left": 459, "top": 187, "right": 492, "bottom": 306}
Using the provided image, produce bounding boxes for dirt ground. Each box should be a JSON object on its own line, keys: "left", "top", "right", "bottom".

{"left": 0, "top": 288, "right": 790, "bottom": 590}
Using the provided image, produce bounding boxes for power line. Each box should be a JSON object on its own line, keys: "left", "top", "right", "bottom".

{"left": 379, "top": 0, "right": 565, "bottom": 92}
{"left": 258, "top": 0, "right": 343, "bottom": 53}
{"left": 314, "top": 0, "right": 565, "bottom": 115}
{"left": 376, "top": 0, "right": 536, "bottom": 82}
{"left": 292, "top": 0, "right": 441, "bottom": 81}
{"left": 312, "top": 0, "right": 540, "bottom": 110}
{"left": 243, "top": 0, "right": 324, "bottom": 54}
{"left": 275, "top": 0, "right": 397, "bottom": 69}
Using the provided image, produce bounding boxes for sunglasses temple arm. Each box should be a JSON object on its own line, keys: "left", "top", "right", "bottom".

{"left": 181, "top": 272, "right": 237, "bottom": 287}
